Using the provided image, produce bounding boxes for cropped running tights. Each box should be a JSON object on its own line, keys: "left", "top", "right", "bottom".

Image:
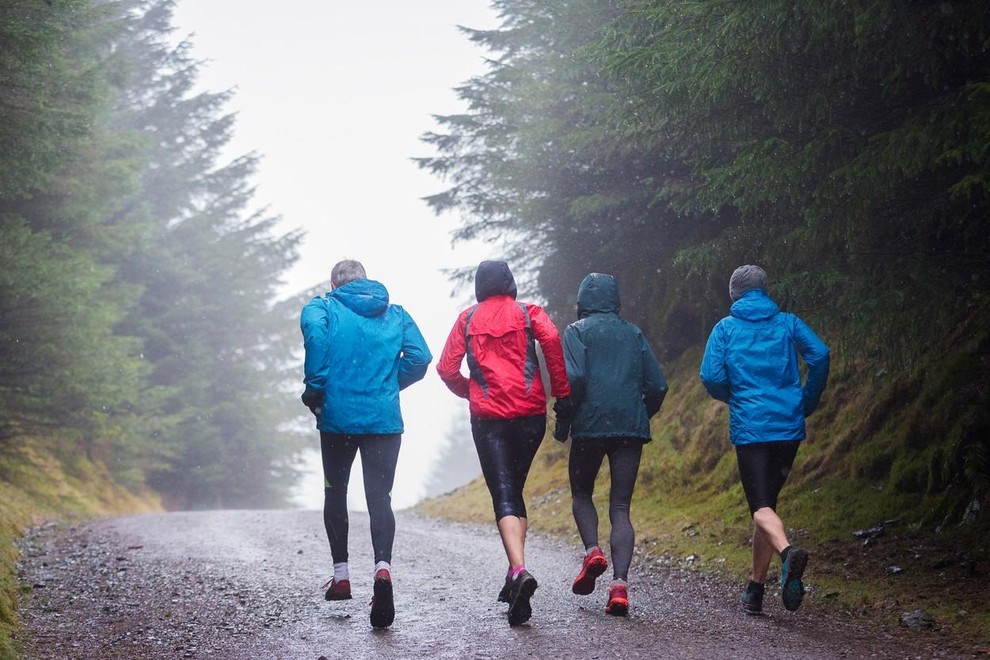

{"left": 735, "top": 440, "right": 800, "bottom": 515}
{"left": 471, "top": 414, "right": 546, "bottom": 521}
{"left": 569, "top": 437, "right": 644, "bottom": 582}
{"left": 320, "top": 432, "right": 401, "bottom": 565}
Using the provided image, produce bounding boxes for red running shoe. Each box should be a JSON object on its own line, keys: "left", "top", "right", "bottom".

{"left": 605, "top": 583, "right": 629, "bottom": 616}
{"left": 322, "top": 577, "right": 352, "bottom": 601}
{"left": 571, "top": 547, "right": 608, "bottom": 595}
{"left": 370, "top": 569, "right": 395, "bottom": 629}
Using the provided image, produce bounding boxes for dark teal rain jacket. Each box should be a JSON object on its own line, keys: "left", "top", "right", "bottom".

{"left": 699, "top": 289, "right": 830, "bottom": 446}
{"left": 300, "top": 279, "right": 432, "bottom": 434}
{"left": 562, "top": 273, "right": 668, "bottom": 441}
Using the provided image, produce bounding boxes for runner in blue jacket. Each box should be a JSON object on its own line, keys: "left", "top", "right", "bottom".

{"left": 700, "top": 265, "right": 829, "bottom": 615}
{"left": 300, "top": 259, "right": 432, "bottom": 629}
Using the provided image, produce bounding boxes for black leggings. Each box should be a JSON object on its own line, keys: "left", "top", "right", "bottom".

{"left": 735, "top": 440, "right": 800, "bottom": 515}
{"left": 471, "top": 415, "right": 546, "bottom": 521}
{"left": 320, "top": 432, "right": 401, "bottom": 565}
{"left": 569, "top": 437, "right": 643, "bottom": 582}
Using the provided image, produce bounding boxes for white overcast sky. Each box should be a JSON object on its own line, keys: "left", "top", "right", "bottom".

{"left": 170, "top": 1, "right": 500, "bottom": 510}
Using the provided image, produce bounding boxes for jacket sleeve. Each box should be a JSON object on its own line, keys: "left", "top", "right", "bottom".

{"left": 699, "top": 322, "right": 731, "bottom": 403}
{"left": 561, "top": 325, "right": 585, "bottom": 407}
{"left": 300, "top": 297, "right": 329, "bottom": 399}
{"left": 436, "top": 310, "right": 470, "bottom": 399}
{"left": 397, "top": 308, "right": 433, "bottom": 391}
{"left": 640, "top": 333, "right": 668, "bottom": 418}
{"left": 793, "top": 315, "right": 830, "bottom": 416}
{"left": 529, "top": 304, "right": 571, "bottom": 398}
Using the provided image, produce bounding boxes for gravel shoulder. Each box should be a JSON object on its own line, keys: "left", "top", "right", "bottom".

{"left": 15, "top": 509, "right": 977, "bottom": 659}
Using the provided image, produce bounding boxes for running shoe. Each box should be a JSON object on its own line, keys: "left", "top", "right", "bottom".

{"left": 507, "top": 570, "right": 538, "bottom": 626}
{"left": 739, "top": 583, "right": 764, "bottom": 615}
{"left": 322, "top": 577, "right": 352, "bottom": 601}
{"left": 571, "top": 547, "right": 608, "bottom": 595}
{"left": 370, "top": 569, "right": 395, "bottom": 629}
{"left": 780, "top": 547, "right": 808, "bottom": 612}
{"left": 604, "top": 583, "right": 628, "bottom": 616}
{"left": 497, "top": 575, "right": 512, "bottom": 603}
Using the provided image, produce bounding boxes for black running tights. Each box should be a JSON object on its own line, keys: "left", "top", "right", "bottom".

{"left": 320, "top": 432, "right": 401, "bottom": 565}
{"left": 471, "top": 414, "right": 546, "bottom": 521}
{"left": 569, "top": 437, "right": 644, "bottom": 581}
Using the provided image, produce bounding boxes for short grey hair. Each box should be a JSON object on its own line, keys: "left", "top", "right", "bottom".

{"left": 729, "top": 264, "right": 768, "bottom": 301}
{"left": 330, "top": 260, "right": 366, "bottom": 288}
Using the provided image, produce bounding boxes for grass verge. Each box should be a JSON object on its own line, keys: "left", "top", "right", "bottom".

{"left": 0, "top": 440, "right": 159, "bottom": 660}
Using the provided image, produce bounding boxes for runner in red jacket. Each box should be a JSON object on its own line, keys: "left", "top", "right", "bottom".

{"left": 437, "top": 260, "right": 571, "bottom": 627}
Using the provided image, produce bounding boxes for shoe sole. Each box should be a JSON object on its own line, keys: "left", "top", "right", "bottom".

{"left": 370, "top": 578, "right": 394, "bottom": 629}
{"left": 605, "top": 598, "right": 628, "bottom": 616}
{"left": 325, "top": 591, "right": 352, "bottom": 601}
{"left": 781, "top": 549, "right": 808, "bottom": 612}
{"left": 507, "top": 574, "right": 538, "bottom": 626}
{"left": 572, "top": 555, "right": 608, "bottom": 595}
{"left": 739, "top": 591, "right": 763, "bottom": 615}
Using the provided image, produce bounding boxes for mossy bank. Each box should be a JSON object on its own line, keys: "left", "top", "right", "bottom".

{"left": 0, "top": 442, "right": 159, "bottom": 659}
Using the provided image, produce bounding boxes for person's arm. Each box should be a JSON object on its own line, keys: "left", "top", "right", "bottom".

{"left": 640, "top": 334, "right": 668, "bottom": 418}
{"left": 529, "top": 304, "right": 571, "bottom": 398}
{"left": 397, "top": 308, "right": 433, "bottom": 390}
{"left": 561, "top": 325, "right": 585, "bottom": 407}
{"left": 699, "top": 322, "right": 731, "bottom": 403}
{"left": 436, "top": 310, "right": 470, "bottom": 399}
{"left": 793, "top": 316, "right": 830, "bottom": 415}
{"left": 300, "top": 296, "right": 329, "bottom": 411}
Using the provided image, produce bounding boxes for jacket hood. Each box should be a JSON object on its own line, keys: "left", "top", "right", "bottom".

{"left": 475, "top": 260, "right": 517, "bottom": 302}
{"left": 576, "top": 273, "right": 620, "bottom": 319}
{"left": 330, "top": 279, "right": 389, "bottom": 317}
{"left": 730, "top": 289, "right": 778, "bottom": 322}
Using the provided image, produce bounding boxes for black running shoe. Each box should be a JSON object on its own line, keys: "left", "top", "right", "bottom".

{"left": 370, "top": 569, "right": 394, "bottom": 629}
{"left": 497, "top": 575, "right": 512, "bottom": 603}
{"left": 507, "top": 570, "right": 538, "bottom": 626}
{"left": 739, "top": 583, "right": 764, "bottom": 615}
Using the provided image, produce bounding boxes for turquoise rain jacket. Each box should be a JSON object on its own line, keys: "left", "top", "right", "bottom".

{"left": 699, "top": 289, "right": 830, "bottom": 446}
{"left": 562, "top": 273, "right": 668, "bottom": 441}
{"left": 300, "top": 279, "right": 432, "bottom": 434}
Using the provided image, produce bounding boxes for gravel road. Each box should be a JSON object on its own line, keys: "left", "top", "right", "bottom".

{"left": 15, "top": 510, "right": 972, "bottom": 659}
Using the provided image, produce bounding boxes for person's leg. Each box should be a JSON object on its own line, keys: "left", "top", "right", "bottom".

{"left": 472, "top": 416, "right": 543, "bottom": 569}
{"left": 357, "top": 433, "right": 401, "bottom": 629}
{"left": 736, "top": 441, "right": 803, "bottom": 612}
{"left": 569, "top": 438, "right": 607, "bottom": 550}
{"left": 358, "top": 433, "right": 402, "bottom": 565}
{"left": 605, "top": 438, "right": 643, "bottom": 582}
{"left": 320, "top": 432, "right": 359, "bottom": 565}
{"left": 568, "top": 438, "right": 610, "bottom": 596}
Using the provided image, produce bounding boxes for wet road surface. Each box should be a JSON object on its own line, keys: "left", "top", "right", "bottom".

{"left": 16, "top": 510, "right": 969, "bottom": 659}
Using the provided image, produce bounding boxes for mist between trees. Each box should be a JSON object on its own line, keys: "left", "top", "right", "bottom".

{"left": 1, "top": 1, "right": 988, "bottom": 516}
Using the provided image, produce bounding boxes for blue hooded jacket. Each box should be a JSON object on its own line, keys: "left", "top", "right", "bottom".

{"left": 300, "top": 279, "right": 432, "bottom": 434}
{"left": 562, "top": 273, "right": 668, "bottom": 441}
{"left": 699, "top": 289, "right": 830, "bottom": 445}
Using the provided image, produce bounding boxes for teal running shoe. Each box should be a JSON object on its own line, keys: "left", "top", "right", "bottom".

{"left": 780, "top": 548, "right": 808, "bottom": 611}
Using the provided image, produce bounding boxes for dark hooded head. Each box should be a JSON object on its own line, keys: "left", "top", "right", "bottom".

{"left": 729, "top": 264, "right": 768, "bottom": 301}
{"left": 576, "top": 272, "right": 620, "bottom": 319}
{"left": 475, "top": 260, "right": 517, "bottom": 302}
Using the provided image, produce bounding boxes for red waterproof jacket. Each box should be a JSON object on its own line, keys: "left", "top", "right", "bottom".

{"left": 437, "top": 294, "right": 570, "bottom": 420}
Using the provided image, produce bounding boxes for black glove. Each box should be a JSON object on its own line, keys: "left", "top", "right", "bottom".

{"left": 553, "top": 396, "right": 573, "bottom": 442}
{"left": 301, "top": 388, "right": 323, "bottom": 417}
